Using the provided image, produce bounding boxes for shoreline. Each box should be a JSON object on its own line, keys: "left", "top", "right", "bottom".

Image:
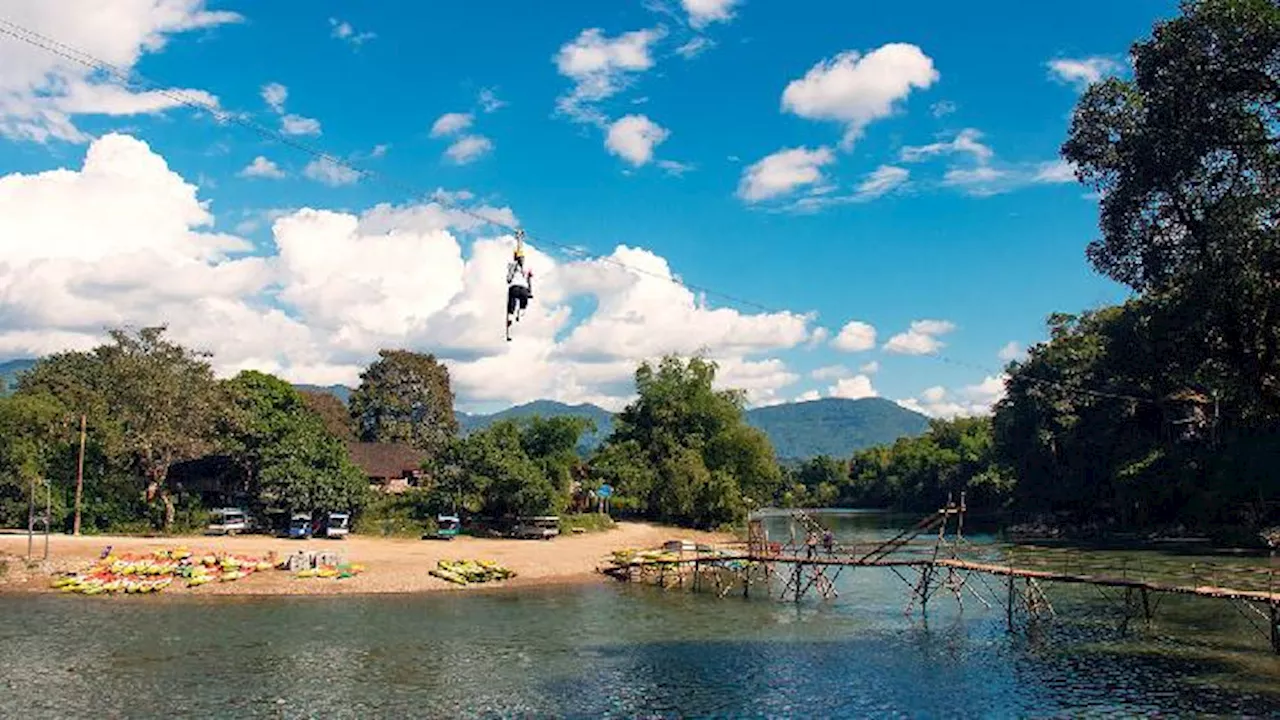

{"left": 0, "top": 521, "right": 732, "bottom": 598}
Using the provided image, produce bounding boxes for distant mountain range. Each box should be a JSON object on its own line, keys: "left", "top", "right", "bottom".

{"left": 1, "top": 356, "right": 931, "bottom": 458}
{"left": 0, "top": 358, "right": 37, "bottom": 395}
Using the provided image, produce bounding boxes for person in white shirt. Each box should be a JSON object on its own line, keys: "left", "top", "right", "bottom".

{"left": 506, "top": 248, "right": 532, "bottom": 341}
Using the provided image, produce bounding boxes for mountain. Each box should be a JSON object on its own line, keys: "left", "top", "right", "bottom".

{"left": 293, "top": 383, "right": 353, "bottom": 404}
{"left": 278, "top": 386, "right": 934, "bottom": 459}
{"left": 0, "top": 358, "right": 38, "bottom": 395}
{"left": 745, "top": 397, "right": 931, "bottom": 460}
{"left": 458, "top": 400, "right": 615, "bottom": 453}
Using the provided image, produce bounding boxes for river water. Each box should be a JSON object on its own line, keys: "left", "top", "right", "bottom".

{"left": 2, "top": 511, "right": 1278, "bottom": 718}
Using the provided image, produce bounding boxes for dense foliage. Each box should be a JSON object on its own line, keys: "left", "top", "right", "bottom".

{"left": 348, "top": 349, "right": 459, "bottom": 456}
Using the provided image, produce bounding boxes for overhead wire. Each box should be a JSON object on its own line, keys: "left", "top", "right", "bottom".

{"left": 0, "top": 16, "right": 1161, "bottom": 407}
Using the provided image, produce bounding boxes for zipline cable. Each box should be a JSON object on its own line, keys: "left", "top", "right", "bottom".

{"left": 0, "top": 16, "right": 1162, "bottom": 407}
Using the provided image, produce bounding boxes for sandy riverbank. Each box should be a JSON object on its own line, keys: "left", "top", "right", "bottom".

{"left": 0, "top": 522, "right": 734, "bottom": 596}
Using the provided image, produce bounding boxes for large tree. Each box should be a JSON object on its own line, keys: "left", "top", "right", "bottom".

{"left": 594, "top": 355, "right": 781, "bottom": 528}
{"left": 348, "top": 350, "right": 458, "bottom": 456}
{"left": 221, "top": 371, "right": 368, "bottom": 514}
{"left": 0, "top": 393, "right": 71, "bottom": 527}
{"left": 17, "top": 327, "right": 225, "bottom": 529}
{"left": 299, "top": 390, "right": 356, "bottom": 442}
{"left": 1062, "top": 0, "right": 1280, "bottom": 420}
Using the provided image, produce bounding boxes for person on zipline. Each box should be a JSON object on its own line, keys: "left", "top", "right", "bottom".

{"left": 506, "top": 246, "right": 532, "bottom": 341}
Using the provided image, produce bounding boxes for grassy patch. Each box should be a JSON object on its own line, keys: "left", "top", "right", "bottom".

{"left": 559, "top": 513, "right": 617, "bottom": 534}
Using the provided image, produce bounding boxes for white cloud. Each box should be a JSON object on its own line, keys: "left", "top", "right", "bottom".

{"left": 859, "top": 360, "right": 880, "bottom": 374}
{"left": 431, "top": 112, "right": 473, "bottom": 138}
{"left": 682, "top": 0, "right": 740, "bottom": 28}
{"left": 811, "top": 365, "right": 852, "bottom": 380}
{"left": 444, "top": 135, "right": 494, "bottom": 165}
{"left": 478, "top": 89, "right": 506, "bottom": 113}
{"left": 262, "top": 83, "right": 288, "bottom": 114}
{"left": 900, "top": 128, "right": 993, "bottom": 163}
{"left": 831, "top": 320, "right": 876, "bottom": 352}
{"left": 281, "top": 114, "right": 322, "bottom": 136}
{"left": 1033, "top": 159, "right": 1077, "bottom": 184}
{"left": 898, "top": 375, "right": 1006, "bottom": 418}
{"left": 737, "top": 146, "right": 835, "bottom": 202}
{"left": 239, "top": 156, "right": 284, "bottom": 179}
{"left": 0, "top": 1, "right": 241, "bottom": 143}
{"left": 554, "top": 27, "right": 663, "bottom": 124}
{"left": 303, "top": 157, "right": 362, "bottom": 186}
{"left": 795, "top": 390, "right": 821, "bottom": 402}
{"left": 931, "top": 100, "right": 957, "bottom": 118}
{"left": 854, "top": 165, "right": 909, "bottom": 200}
{"left": 829, "top": 375, "right": 877, "bottom": 400}
{"left": 329, "top": 17, "right": 375, "bottom": 46}
{"left": 656, "top": 160, "right": 694, "bottom": 176}
{"left": 0, "top": 132, "right": 815, "bottom": 412}
{"left": 676, "top": 36, "right": 714, "bottom": 59}
{"left": 1047, "top": 56, "right": 1124, "bottom": 90}
{"left": 782, "top": 44, "right": 939, "bottom": 149}
{"left": 605, "top": 114, "right": 669, "bottom": 166}
{"left": 998, "top": 341, "right": 1026, "bottom": 362}
{"left": 884, "top": 319, "right": 955, "bottom": 355}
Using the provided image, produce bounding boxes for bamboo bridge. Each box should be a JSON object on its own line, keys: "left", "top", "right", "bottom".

{"left": 599, "top": 495, "right": 1280, "bottom": 655}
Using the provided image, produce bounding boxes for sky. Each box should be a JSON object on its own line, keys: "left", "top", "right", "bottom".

{"left": 0, "top": 0, "right": 1178, "bottom": 416}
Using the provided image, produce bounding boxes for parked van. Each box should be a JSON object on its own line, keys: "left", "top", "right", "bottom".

{"left": 512, "top": 516, "right": 560, "bottom": 540}
{"left": 325, "top": 512, "right": 350, "bottom": 539}
{"left": 288, "top": 513, "right": 312, "bottom": 539}
{"left": 207, "top": 508, "right": 249, "bottom": 536}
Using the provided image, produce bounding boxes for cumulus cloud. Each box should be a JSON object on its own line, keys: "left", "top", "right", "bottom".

{"left": 998, "top": 341, "right": 1026, "bottom": 362}
{"left": 737, "top": 146, "right": 835, "bottom": 202}
{"left": 795, "top": 390, "right": 822, "bottom": 403}
{"left": 239, "top": 156, "right": 284, "bottom": 179}
{"left": 831, "top": 320, "right": 876, "bottom": 352}
{"left": 0, "top": 133, "right": 814, "bottom": 411}
{"left": 605, "top": 114, "right": 670, "bottom": 166}
{"left": 681, "top": 0, "right": 741, "bottom": 28}
{"left": 0, "top": 0, "right": 240, "bottom": 143}
{"left": 898, "top": 375, "right": 1006, "bottom": 418}
{"left": 553, "top": 27, "right": 663, "bottom": 124}
{"left": 444, "top": 135, "right": 494, "bottom": 165}
{"left": 811, "top": 365, "right": 852, "bottom": 380}
{"left": 1047, "top": 56, "right": 1124, "bottom": 90}
{"left": 884, "top": 319, "right": 955, "bottom": 355}
{"left": 782, "top": 44, "right": 939, "bottom": 149}
{"left": 829, "top": 375, "right": 877, "bottom": 400}
{"left": 303, "top": 157, "right": 362, "bottom": 186}
{"left": 260, "top": 82, "right": 321, "bottom": 136}
{"left": 430, "top": 112, "right": 473, "bottom": 138}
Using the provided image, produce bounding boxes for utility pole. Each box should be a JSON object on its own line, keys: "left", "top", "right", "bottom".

{"left": 74, "top": 413, "right": 86, "bottom": 535}
{"left": 26, "top": 475, "right": 34, "bottom": 559}
{"left": 44, "top": 478, "right": 51, "bottom": 561}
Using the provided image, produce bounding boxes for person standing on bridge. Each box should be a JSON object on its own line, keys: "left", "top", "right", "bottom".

{"left": 822, "top": 529, "right": 834, "bottom": 555}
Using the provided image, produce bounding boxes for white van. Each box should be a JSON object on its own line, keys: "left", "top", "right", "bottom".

{"left": 207, "top": 507, "right": 249, "bottom": 535}
{"left": 512, "top": 516, "right": 560, "bottom": 540}
{"left": 325, "top": 512, "right": 350, "bottom": 539}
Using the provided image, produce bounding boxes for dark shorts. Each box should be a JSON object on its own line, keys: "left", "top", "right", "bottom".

{"left": 507, "top": 285, "right": 530, "bottom": 314}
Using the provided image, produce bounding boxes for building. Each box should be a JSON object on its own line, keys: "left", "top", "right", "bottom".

{"left": 345, "top": 441, "right": 429, "bottom": 494}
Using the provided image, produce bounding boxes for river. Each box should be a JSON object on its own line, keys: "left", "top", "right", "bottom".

{"left": 2, "top": 511, "right": 1278, "bottom": 718}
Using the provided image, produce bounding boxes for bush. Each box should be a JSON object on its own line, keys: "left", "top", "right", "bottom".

{"left": 355, "top": 491, "right": 436, "bottom": 537}
{"left": 560, "top": 513, "right": 617, "bottom": 534}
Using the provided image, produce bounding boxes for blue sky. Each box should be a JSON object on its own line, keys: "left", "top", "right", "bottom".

{"left": 0, "top": 0, "right": 1179, "bottom": 414}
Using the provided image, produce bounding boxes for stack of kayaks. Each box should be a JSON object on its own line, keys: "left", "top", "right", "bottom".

{"left": 294, "top": 562, "right": 365, "bottom": 580}
{"left": 428, "top": 559, "right": 516, "bottom": 586}
{"left": 49, "top": 547, "right": 276, "bottom": 595}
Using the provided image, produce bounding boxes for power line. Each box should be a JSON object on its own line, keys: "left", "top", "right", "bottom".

{"left": 0, "top": 16, "right": 1161, "bottom": 408}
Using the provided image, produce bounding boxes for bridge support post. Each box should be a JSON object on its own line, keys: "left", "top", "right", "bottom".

{"left": 1270, "top": 602, "right": 1279, "bottom": 655}
{"left": 1006, "top": 575, "right": 1015, "bottom": 631}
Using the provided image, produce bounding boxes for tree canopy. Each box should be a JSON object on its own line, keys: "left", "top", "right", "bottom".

{"left": 348, "top": 350, "right": 459, "bottom": 457}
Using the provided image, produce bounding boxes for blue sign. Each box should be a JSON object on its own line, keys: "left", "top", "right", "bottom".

{"left": 597, "top": 484, "right": 613, "bottom": 498}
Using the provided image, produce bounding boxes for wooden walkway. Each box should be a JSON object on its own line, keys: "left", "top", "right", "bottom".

{"left": 600, "top": 501, "right": 1280, "bottom": 654}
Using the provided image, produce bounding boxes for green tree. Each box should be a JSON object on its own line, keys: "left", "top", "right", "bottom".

{"left": 18, "top": 327, "right": 225, "bottom": 529}
{"left": 299, "top": 390, "right": 356, "bottom": 441}
{"left": 221, "top": 370, "right": 368, "bottom": 515}
{"left": 594, "top": 355, "right": 781, "bottom": 528}
{"left": 0, "top": 393, "right": 71, "bottom": 528}
{"left": 349, "top": 350, "right": 459, "bottom": 456}
{"left": 1062, "top": 0, "right": 1280, "bottom": 420}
